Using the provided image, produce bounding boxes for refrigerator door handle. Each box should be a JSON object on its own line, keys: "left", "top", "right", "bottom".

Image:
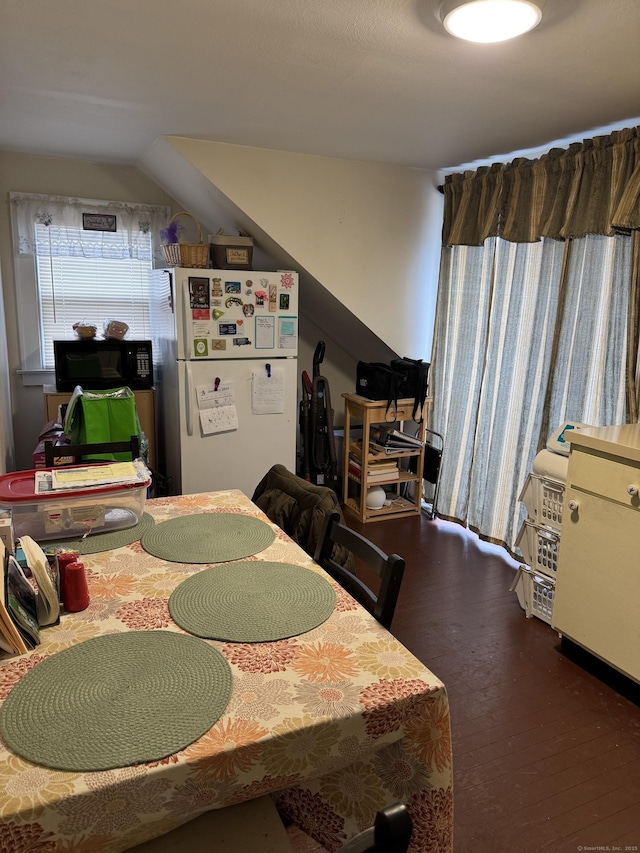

{"left": 185, "top": 361, "right": 194, "bottom": 436}
{"left": 182, "top": 279, "right": 192, "bottom": 361}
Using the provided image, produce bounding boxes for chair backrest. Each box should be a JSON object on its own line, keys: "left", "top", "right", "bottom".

{"left": 44, "top": 435, "right": 140, "bottom": 467}
{"left": 337, "top": 803, "right": 412, "bottom": 853}
{"left": 314, "top": 512, "right": 405, "bottom": 630}
{"left": 252, "top": 464, "right": 351, "bottom": 566}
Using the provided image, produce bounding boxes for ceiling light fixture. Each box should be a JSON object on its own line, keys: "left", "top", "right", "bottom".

{"left": 440, "top": 0, "right": 543, "bottom": 43}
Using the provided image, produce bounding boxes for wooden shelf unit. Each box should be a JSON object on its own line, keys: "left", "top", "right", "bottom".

{"left": 341, "top": 393, "right": 428, "bottom": 523}
{"left": 43, "top": 387, "right": 157, "bottom": 470}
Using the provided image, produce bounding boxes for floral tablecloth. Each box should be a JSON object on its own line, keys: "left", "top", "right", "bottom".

{"left": 0, "top": 490, "right": 453, "bottom": 852}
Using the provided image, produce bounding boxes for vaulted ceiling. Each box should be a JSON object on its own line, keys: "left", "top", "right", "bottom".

{"left": 2, "top": 0, "right": 639, "bottom": 172}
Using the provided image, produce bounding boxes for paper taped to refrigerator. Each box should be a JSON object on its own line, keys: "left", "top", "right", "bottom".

{"left": 197, "top": 381, "right": 238, "bottom": 434}
{"left": 199, "top": 406, "right": 238, "bottom": 435}
{"left": 252, "top": 367, "right": 284, "bottom": 414}
{"left": 278, "top": 316, "right": 297, "bottom": 350}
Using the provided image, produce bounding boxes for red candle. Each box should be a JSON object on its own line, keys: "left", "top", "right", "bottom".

{"left": 56, "top": 551, "right": 79, "bottom": 608}
{"left": 63, "top": 561, "right": 90, "bottom": 612}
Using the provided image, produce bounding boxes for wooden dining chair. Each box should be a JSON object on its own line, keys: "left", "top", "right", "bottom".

{"left": 336, "top": 803, "right": 413, "bottom": 852}
{"left": 314, "top": 512, "right": 406, "bottom": 630}
{"left": 44, "top": 434, "right": 141, "bottom": 467}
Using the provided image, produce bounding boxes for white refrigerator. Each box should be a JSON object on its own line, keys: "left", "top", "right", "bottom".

{"left": 149, "top": 267, "right": 299, "bottom": 498}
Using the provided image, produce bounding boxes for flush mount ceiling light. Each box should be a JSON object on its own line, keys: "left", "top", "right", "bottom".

{"left": 441, "top": 0, "right": 543, "bottom": 43}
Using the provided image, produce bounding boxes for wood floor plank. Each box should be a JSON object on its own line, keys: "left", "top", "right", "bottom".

{"left": 345, "top": 511, "right": 640, "bottom": 853}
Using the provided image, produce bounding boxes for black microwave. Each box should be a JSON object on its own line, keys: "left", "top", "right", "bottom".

{"left": 53, "top": 339, "right": 154, "bottom": 392}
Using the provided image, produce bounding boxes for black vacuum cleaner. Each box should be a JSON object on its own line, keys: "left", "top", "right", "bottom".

{"left": 298, "top": 341, "right": 338, "bottom": 491}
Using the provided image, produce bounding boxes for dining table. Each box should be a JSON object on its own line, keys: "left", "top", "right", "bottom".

{"left": 0, "top": 489, "right": 453, "bottom": 853}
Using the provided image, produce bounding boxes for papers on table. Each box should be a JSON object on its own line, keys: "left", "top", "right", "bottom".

{"left": 35, "top": 460, "right": 150, "bottom": 494}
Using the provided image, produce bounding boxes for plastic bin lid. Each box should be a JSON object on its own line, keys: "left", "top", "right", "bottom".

{"left": 0, "top": 468, "right": 149, "bottom": 503}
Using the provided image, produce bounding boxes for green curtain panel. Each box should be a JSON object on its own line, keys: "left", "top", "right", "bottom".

{"left": 442, "top": 126, "right": 640, "bottom": 247}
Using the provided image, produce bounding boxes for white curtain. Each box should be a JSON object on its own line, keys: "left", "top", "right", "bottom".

{"left": 10, "top": 193, "right": 169, "bottom": 264}
{"left": 430, "top": 234, "right": 632, "bottom": 551}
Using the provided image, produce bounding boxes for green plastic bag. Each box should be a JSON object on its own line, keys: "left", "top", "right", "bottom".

{"left": 64, "top": 386, "right": 143, "bottom": 462}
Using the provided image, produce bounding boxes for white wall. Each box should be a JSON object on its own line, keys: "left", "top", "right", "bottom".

{"left": 144, "top": 137, "right": 443, "bottom": 361}
{"left": 0, "top": 150, "right": 180, "bottom": 470}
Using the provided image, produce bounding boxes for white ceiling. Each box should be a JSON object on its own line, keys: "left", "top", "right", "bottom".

{"left": 1, "top": 0, "right": 639, "bottom": 173}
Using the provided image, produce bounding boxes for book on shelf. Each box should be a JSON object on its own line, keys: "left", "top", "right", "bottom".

{"left": 348, "top": 455, "right": 399, "bottom": 478}
{"left": 348, "top": 466, "right": 400, "bottom": 483}
{"left": 349, "top": 454, "right": 398, "bottom": 471}
{"left": 369, "top": 441, "right": 418, "bottom": 456}
{"left": 369, "top": 424, "right": 423, "bottom": 449}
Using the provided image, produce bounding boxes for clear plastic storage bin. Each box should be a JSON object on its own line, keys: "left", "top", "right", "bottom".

{"left": 0, "top": 468, "right": 149, "bottom": 542}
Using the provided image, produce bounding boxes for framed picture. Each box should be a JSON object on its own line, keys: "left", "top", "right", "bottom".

{"left": 82, "top": 213, "right": 117, "bottom": 232}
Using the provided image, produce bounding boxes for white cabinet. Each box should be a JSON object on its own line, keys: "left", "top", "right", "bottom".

{"left": 552, "top": 424, "right": 640, "bottom": 684}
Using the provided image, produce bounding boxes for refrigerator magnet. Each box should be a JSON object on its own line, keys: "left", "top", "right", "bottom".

{"left": 233, "top": 337, "right": 251, "bottom": 347}
{"left": 212, "top": 308, "right": 225, "bottom": 320}
{"left": 224, "top": 281, "right": 242, "bottom": 293}
{"left": 218, "top": 323, "right": 237, "bottom": 335}
{"left": 269, "top": 285, "right": 277, "bottom": 312}
{"left": 212, "top": 278, "right": 223, "bottom": 297}
{"left": 254, "top": 290, "right": 267, "bottom": 306}
{"left": 280, "top": 272, "right": 295, "bottom": 289}
{"left": 193, "top": 322, "right": 211, "bottom": 338}
{"left": 242, "top": 304, "right": 254, "bottom": 317}
{"left": 193, "top": 339, "right": 209, "bottom": 357}
{"left": 225, "top": 296, "right": 243, "bottom": 308}
{"left": 189, "top": 277, "right": 210, "bottom": 309}
{"left": 212, "top": 339, "right": 226, "bottom": 350}
{"left": 279, "top": 294, "right": 290, "bottom": 310}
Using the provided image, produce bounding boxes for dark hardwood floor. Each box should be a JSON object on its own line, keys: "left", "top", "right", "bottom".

{"left": 345, "top": 510, "right": 640, "bottom": 853}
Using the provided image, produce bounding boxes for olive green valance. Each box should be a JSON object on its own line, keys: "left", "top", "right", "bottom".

{"left": 442, "top": 126, "right": 640, "bottom": 246}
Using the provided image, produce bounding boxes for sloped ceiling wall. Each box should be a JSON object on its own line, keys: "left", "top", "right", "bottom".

{"left": 141, "top": 137, "right": 443, "bottom": 362}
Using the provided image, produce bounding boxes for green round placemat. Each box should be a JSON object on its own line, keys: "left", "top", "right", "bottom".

{"left": 141, "top": 513, "right": 275, "bottom": 564}
{"left": 0, "top": 631, "right": 232, "bottom": 772}
{"left": 50, "top": 512, "right": 156, "bottom": 554}
{"left": 169, "top": 561, "right": 336, "bottom": 642}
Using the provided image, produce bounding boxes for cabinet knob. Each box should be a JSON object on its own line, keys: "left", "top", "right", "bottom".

{"left": 568, "top": 499, "right": 579, "bottom": 511}
{"left": 627, "top": 484, "right": 638, "bottom": 496}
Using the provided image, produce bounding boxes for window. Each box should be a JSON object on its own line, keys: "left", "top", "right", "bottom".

{"left": 35, "top": 227, "right": 153, "bottom": 368}
{"left": 10, "top": 193, "right": 169, "bottom": 379}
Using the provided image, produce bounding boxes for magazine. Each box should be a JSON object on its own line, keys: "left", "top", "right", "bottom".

{"left": 0, "top": 541, "right": 29, "bottom": 655}
{"left": 17, "top": 536, "right": 60, "bottom": 627}
{"left": 2, "top": 543, "right": 40, "bottom": 652}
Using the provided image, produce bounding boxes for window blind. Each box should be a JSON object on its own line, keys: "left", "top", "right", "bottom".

{"left": 35, "top": 224, "right": 152, "bottom": 368}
